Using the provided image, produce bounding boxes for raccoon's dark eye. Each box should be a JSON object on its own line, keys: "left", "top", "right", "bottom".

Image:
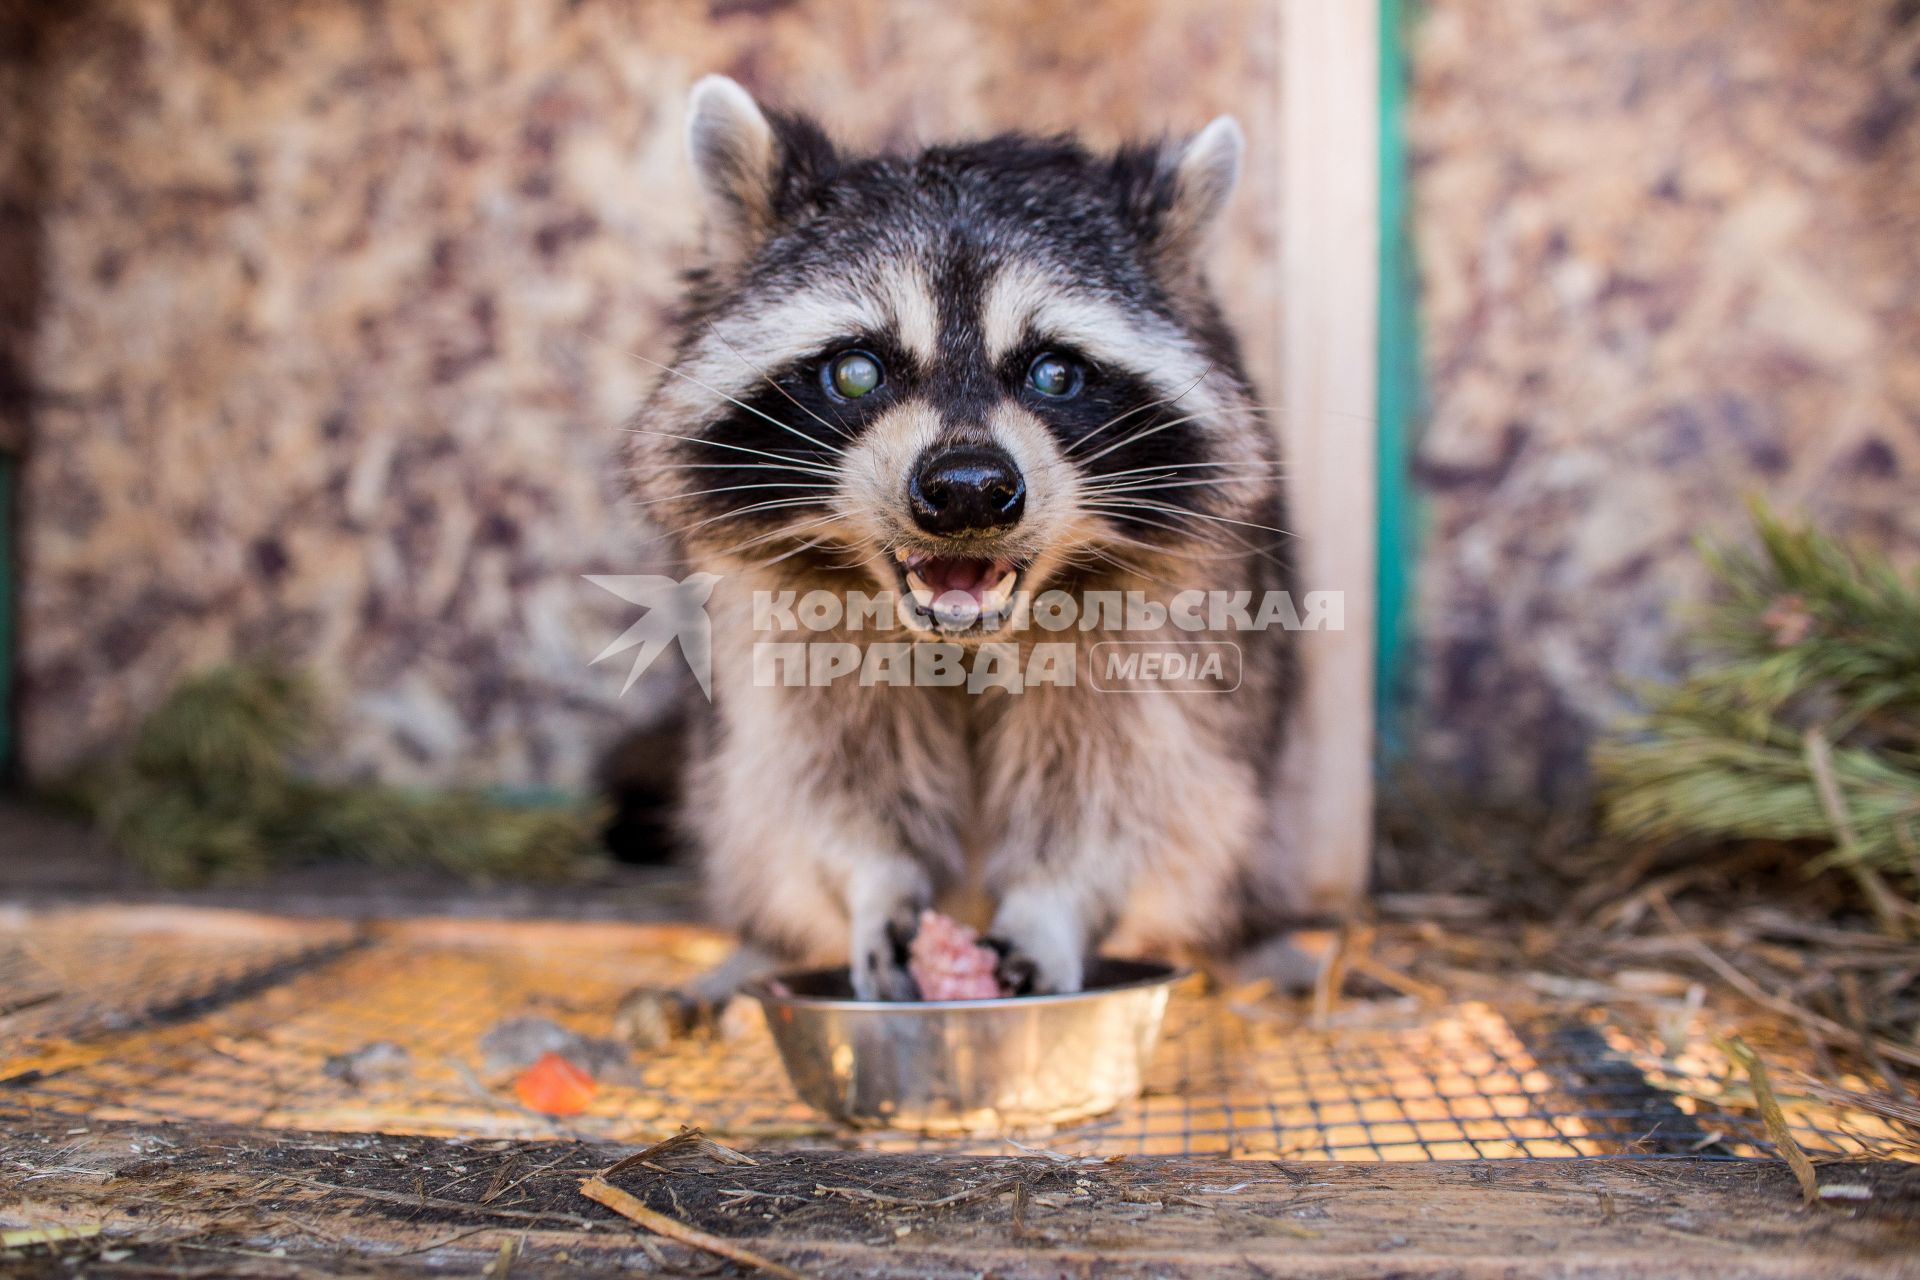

{"left": 1027, "top": 353, "right": 1082, "bottom": 399}
{"left": 825, "top": 351, "right": 883, "bottom": 400}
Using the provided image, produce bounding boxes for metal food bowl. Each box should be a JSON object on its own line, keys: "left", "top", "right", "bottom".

{"left": 747, "top": 959, "right": 1182, "bottom": 1132}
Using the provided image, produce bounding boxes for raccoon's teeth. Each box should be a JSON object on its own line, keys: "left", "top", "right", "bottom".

{"left": 893, "top": 547, "right": 912, "bottom": 563}
{"left": 981, "top": 568, "right": 1019, "bottom": 614}
{"left": 931, "top": 592, "right": 983, "bottom": 627}
{"left": 904, "top": 569, "right": 936, "bottom": 610}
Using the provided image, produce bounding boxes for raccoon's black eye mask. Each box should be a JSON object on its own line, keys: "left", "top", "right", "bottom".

{"left": 1005, "top": 347, "right": 1213, "bottom": 512}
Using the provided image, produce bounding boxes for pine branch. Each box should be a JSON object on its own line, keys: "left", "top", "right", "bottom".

{"left": 1596, "top": 503, "right": 1920, "bottom": 916}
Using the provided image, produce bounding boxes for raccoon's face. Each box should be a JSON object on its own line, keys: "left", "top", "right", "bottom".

{"left": 632, "top": 77, "right": 1277, "bottom": 638}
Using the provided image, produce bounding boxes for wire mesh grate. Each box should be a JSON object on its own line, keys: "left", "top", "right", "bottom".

{"left": 1, "top": 906, "right": 1909, "bottom": 1162}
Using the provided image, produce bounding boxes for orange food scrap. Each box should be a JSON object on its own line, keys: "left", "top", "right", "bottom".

{"left": 514, "top": 1051, "right": 596, "bottom": 1115}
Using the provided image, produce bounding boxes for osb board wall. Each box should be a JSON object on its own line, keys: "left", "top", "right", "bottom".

{"left": 0, "top": 5, "right": 44, "bottom": 458}
{"left": 9, "top": 0, "right": 1281, "bottom": 787}
{"left": 1407, "top": 0, "right": 1920, "bottom": 798}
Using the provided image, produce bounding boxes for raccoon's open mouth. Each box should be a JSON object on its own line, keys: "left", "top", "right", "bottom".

{"left": 890, "top": 550, "right": 1024, "bottom": 634}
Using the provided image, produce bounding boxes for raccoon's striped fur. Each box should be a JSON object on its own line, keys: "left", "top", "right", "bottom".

{"left": 627, "top": 76, "right": 1326, "bottom": 1001}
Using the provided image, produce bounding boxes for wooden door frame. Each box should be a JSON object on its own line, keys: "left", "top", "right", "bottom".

{"left": 1276, "top": 0, "right": 1389, "bottom": 910}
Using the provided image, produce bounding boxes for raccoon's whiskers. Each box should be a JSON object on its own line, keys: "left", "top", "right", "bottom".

{"left": 1085, "top": 496, "right": 1293, "bottom": 539}
{"left": 1075, "top": 410, "right": 1221, "bottom": 467}
{"left": 813, "top": 553, "right": 881, "bottom": 574}
{"left": 1084, "top": 504, "right": 1293, "bottom": 571}
{"left": 1084, "top": 457, "right": 1288, "bottom": 484}
{"left": 1075, "top": 401, "right": 1291, "bottom": 465}
{"left": 1074, "top": 404, "right": 1297, "bottom": 471}
{"left": 747, "top": 539, "right": 841, "bottom": 572}
{"left": 625, "top": 480, "right": 836, "bottom": 510}
{"left": 1082, "top": 470, "right": 1182, "bottom": 492}
{"left": 1083, "top": 475, "right": 1281, "bottom": 499}
{"left": 1077, "top": 520, "right": 1262, "bottom": 567}
{"left": 707, "top": 323, "right": 856, "bottom": 443}
{"left": 1075, "top": 404, "right": 1297, "bottom": 475}
{"left": 737, "top": 522, "right": 858, "bottom": 571}
{"left": 648, "top": 496, "right": 834, "bottom": 544}
{"left": 1086, "top": 508, "right": 1222, "bottom": 545}
{"left": 1129, "top": 400, "right": 1381, "bottom": 427}
{"left": 1057, "top": 543, "right": 1155, "bottom": 578}
{"left": 1066, "top": 364, "right": 1215, "bottom": 457}
{"left": 645, "top": 460, "right": 843, "bottom": 479}
{"left": 624, "top": 350, "right": 847, "bottom": 457}
{"left": 705, "top": 508, "right": 851, "bottom": 560}
{"left": 624, "top": 427, "right": 841, "bottom": 477}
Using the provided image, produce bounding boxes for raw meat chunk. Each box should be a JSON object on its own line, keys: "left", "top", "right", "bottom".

{"left": 907, "top": 909, "right": 1009, "bottom": 1000}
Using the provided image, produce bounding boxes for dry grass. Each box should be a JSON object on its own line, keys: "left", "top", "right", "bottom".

{"left": 1369, "top": 775, "right": 1920, "bottom": 1162}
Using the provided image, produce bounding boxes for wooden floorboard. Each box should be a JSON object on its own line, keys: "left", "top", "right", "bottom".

{"left": 3, "top": 1113, "right": 1917, "bottom": 1277}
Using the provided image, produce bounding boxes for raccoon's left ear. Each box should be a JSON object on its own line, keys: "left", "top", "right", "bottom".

{"left": 685, "top": 75, "right": 838, "bottom": 267}
{"left": 1120, "top": 115, "right": 1244, "bottom": 270}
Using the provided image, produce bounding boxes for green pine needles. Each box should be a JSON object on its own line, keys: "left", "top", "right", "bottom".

{"left": 83, "top": 662, "right": 607, "bottom": 887}
{"left": 1595, "top": 504, "right": 1920, "bottom": 926}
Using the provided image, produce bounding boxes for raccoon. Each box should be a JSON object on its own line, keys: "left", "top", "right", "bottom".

{"left": 626, "top": 76, "right": 1325, "bottom": 1003}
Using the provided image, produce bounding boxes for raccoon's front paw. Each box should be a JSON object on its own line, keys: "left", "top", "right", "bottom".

{"left": 984, "top": 936, "right": 1037, "bottom": 995}
{"left": 984, "top": 932, "right": 1084, "bottom": 996}
{"left": 612, "top": 943, "right": 783, "bottom": 1046}
{"left": 612, "top": 986, "right": 706, "bottom": 1049}
{"left": 986, "top": 893, "right": 1088, "bottom": 995}
{"left": 850, "top": 902, "right": 922, "bottom": 1001}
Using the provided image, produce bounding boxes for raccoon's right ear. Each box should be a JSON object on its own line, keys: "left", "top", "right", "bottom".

{"left": 1116, "top": 115, "right": 1244, "bottom": 275}
{"left": 685, "top": 75, "right": 837, "bottom": 266}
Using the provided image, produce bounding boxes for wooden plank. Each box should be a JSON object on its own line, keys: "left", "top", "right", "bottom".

{"left": 3, "top": 1115, "right": 1915, "bottom": 1277}
{"left": 1277, "top": 0, "right": 1381, "bottom": 913}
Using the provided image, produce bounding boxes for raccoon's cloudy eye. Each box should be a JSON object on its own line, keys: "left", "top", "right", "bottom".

{"left": 1027, "top": 353, "right": 1081, "bottom": 399}
{"left": 825, "top": 351, "right": 883, "bottom": 400}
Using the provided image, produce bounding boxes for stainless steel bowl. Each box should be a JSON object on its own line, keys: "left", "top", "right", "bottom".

{"left": 747, "top": 959, "right": 1182, "bottom": 1132}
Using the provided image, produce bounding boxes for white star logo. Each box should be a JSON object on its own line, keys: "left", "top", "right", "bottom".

{"left": 585, "top": 572, "right": 722, "bottom": 699}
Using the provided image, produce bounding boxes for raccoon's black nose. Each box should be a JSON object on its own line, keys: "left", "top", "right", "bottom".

{"left": 909, "top": 445, "right": 1027, "bottom": 535}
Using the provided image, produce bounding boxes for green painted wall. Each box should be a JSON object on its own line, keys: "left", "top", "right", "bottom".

{"left": 1375, "top": 0, "right": 1422, "bottom": 759}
